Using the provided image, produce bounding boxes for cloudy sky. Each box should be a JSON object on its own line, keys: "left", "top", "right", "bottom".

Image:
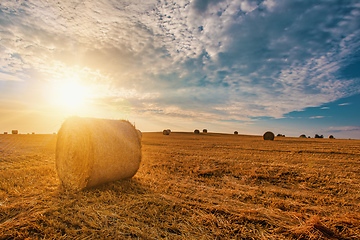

{"left": 1, "top": 0, "right": 360, "bottom": 138}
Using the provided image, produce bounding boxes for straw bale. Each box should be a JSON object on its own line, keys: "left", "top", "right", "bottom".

{"left": 234, "top": 131, "right": 238, "bottom": 135}
{"left": 137, "top": 129, "right": 142, "bottom": 138}
{"left": 203, "top": 129, "right": 208, "bottom": 133}
{"left": 56, "top": 116, "right": 142, "bottom": 190}
{"left": 12, "top": 130, "right": 18, "bottom": 134}
{"left": 263, "top": 131, "right": 275, "bottom": 140}
{"left": 328, "top": 135, "right": 335, "bottom": 139}
{"left": 163, "top": 129, "right": 170, "bottom": 135}
{"left": 194, "top": 129, "right": 200, "bottom": 134}
{"left": 4, "top": 132, "right": 7, "bottom": 134}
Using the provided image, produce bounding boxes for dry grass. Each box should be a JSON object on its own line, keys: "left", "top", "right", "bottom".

{"left": 1, "top": 132, "right": 360, "bottom": 239}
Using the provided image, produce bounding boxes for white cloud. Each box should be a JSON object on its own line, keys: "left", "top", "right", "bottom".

{"left": 1, "top": 0, "right": 360, "bottom": 125}
{"left": 328, "top": 126, "right": 360, "bottom": 132}
{"left": 0, "top": 71, "right": 23, "bottom": 82}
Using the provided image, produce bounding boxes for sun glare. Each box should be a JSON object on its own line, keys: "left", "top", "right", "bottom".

{"left": 49, "top": 80, "right": 89, "bottom": 111}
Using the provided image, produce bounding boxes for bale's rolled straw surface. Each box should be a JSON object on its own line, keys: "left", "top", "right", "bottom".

{"left": 137, "top": 129, "right": 142, "bottom": 138}
{"left": 263, "top": 131, "right": 275, "bottom": 140}
{"left": 56, "top": 116, "right": 142, "bottom": 190}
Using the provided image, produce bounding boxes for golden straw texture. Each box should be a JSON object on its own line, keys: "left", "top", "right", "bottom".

{"left": 56, "top": 117, "right": 141, "bottom": 190}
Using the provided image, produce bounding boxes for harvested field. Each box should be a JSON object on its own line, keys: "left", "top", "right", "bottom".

{"left": 1, "top": 132, "right": 360, "bottom": 239}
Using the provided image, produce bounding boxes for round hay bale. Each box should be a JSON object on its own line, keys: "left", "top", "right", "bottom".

{"left": 203, "top": 129, "right": 208, "bottom": 133}
{"left": 163, "top": 129, "right": 170, "bottom": 135}
{"left": 328, "top": 135, "right": 334, "bottom": 139}
{"left": 299, "top": 134, "right": 307, "bottom": 138}
{"left": 234, "top": 131, "right": 238, "bottom": 135}
{"left": 263, "top": 131, "right": 275, "bottom": 140}
{"left": 4, "top": 132, "right": 8, "bottom": 134}
{"left": 194, "top": 129, "right": 200, "bottom": 134}
{"left": 12, "top": 130, "right": 18, "bottom": 134}
{"left": 56, "top": 116, "right": 142, "bottom": 190}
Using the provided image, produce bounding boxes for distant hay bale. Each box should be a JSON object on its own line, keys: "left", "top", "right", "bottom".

{"left": 328, "top": 135, "right": 335, "bottom": 139}
{"left": 56, "top": 116, "right": 142, "bottom": 190}
{"left": 263, "top": 131, "right": 275, "bottom": 140}
{"left": 234, "top": 131, "right": 238, "bottom": 135}
{"left": 203, "top": 129, "right": 208, "bottom": 133}
{"left": 4, "top": 132, "right": 7, "bottom": 134}
{"left": 315, "top": 134, "right": 324, "bottom": 138}
{"left": 299, "top": 134, "right": 307, "bottom": 138}
{"left": 163, "top": 129, "right": 170, "bottom": 135}
{"left": 194, "top": 129, "right": 200, "bottom": 134}
{"left": 32, "top": 132, "right": 35, "bottom": 134}
{"left": 12, "top": 130, "right": 18, "bottom": 134}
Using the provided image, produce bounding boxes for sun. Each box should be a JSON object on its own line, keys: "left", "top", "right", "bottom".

{"left": 49, "top": 80, "right": 89, "bottom": 111}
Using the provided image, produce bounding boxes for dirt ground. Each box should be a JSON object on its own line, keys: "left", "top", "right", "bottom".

{"left": 0, "top": 132, "right": 359, "bottom": 239}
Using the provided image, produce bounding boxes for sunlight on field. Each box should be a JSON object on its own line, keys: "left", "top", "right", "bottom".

{"left": 0, "top": 133, "right": 359, "bottom": 239}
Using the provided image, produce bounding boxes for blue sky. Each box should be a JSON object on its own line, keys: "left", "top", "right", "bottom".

{"left": 1, "top": 0, "right": 360, "bottom": 138}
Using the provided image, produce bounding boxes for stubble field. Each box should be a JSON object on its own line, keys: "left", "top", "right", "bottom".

{"left": 0, "top": 132, "right": 359, "bottom": 239}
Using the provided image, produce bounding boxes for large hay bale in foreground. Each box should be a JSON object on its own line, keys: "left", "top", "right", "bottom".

{"left": 56, "top": 116, "right": 142, "bottom": 190}
{"left": 263, "top": 131, "right": 275, "bottom": 140}
{"left": 137, "top": 129, "right": 142, "bottom": 138}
